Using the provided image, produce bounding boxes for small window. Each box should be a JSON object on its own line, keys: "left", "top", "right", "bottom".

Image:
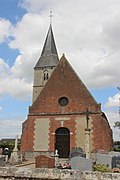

{"left": 58, "top": 97, "right": 69, "bottom": 106}
{"left": 43, "top": 71, "right": 49, "bottom": 80}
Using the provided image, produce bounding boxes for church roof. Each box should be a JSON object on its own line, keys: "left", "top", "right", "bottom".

{"left": 35, "top": 24, "right": 59, "bottom": 68}
{"left": 30, "top": 54, "right": 101, "bottom": 115}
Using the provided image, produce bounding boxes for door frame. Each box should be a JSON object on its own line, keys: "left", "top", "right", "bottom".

{"left": 55, "top": 127, "right": 70, "bottom": 158}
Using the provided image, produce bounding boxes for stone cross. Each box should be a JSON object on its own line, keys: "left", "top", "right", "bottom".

{"left": 49, "top": 11, "right": 53, "bottom": 25}
{"left": 10, "top": 135, "right": 19, "bottom": 164}
{"left": 13, "top": 135, "right": 18, "bottom": 151}
{"left": 84, "top": 109, "right": 91, "bottom": 159}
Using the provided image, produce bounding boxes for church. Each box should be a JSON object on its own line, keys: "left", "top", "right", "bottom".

{"left": 20, "top": 23, "right": 113, "bottom": 159}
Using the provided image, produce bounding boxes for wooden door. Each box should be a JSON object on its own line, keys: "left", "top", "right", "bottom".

{"left": 55, "top": 128, "right": 70, "bottom": 158}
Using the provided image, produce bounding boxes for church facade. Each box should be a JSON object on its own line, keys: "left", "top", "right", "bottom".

{"left": 20, "top": 24, "right": 113, "bottom": 158}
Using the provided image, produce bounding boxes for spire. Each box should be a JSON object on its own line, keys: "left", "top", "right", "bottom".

{"left": 35, "top": 24, "right": 59, "bottom": 68}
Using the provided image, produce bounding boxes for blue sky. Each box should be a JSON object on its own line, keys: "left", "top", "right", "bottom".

{"left": 0, "top": 0, "right": 120, "bottom": 140}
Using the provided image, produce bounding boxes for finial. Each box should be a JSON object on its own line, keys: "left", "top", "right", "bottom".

{"left": 49, "top": 11, "right": 53, "bottom": 25}
{"left": 61, "top": 53, "right": 66, "bottom": 64}
{"left": 62, "top": 53, "right": 65, "bottom": 57}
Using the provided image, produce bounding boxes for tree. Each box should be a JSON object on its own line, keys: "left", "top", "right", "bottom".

{"left": 114, "top": 121, "right": 120, "bottom": 128}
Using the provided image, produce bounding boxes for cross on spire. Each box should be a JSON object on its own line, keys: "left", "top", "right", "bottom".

{"left": 49, "top": 11, "right": 53, "bottom": 25}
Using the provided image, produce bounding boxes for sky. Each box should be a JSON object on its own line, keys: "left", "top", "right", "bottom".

{"left": 0, "top": 0, "right": 120, "bottom": 141}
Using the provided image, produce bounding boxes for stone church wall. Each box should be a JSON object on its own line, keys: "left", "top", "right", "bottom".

{"left": 33, "top": 67, "right": 55, "bottom": 103}
{"left": 34, "top": 118, "right": 50, "bottom": 151}
{"left": 75, "top": 116, "right": 93, "bottom": 151}
{"left": 0, "top": 167, "right": 119, "bottom": 180}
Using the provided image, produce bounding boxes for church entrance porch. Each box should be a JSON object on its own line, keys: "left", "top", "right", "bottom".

{"left": 55, "top": 127, "right": 70, "bottom": 158}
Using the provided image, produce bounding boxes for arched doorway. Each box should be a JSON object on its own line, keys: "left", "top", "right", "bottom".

{"left": 55, "top": 127, "right": 70, "bottom": 158}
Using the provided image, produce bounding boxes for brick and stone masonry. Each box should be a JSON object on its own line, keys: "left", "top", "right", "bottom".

{"left": 20, "top": 55, "right": 113, "bottom": 158}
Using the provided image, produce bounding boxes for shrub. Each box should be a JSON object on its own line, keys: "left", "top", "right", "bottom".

{"left": 93, "top": 163, "right": 110, "bottom": 172}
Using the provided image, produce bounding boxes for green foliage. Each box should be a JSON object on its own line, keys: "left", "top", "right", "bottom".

{"left": 93, "top": 163, "right": 110, "bottom": 172}
{"left": 113, "top": 141, "right": 120, "bottom": 145}
{"left": 0, "top": 141, "right": 20, "bottom": 151}
{"left": 114, "top": 121, "right": 120, "bottom": 128}
{"left": 0, "top": 141, "right": 14, "bottom": 150}
{"left": 113, "top": 141, "right": 120, "bottom": 152}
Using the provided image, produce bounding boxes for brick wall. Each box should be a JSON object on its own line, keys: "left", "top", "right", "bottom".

{"left": 92, "top": 114, "right": 113, "bottom": 152}
{"left": 20, "top": 116, "right": 35, "bottom": 154}
{"left": 21, "top": 112, "right": 113, "bottom": 155}
{"left": 20, "top": 56, "right": 113, "bottom": 156}
{"left": 29, "top": 56, "right": 101, "bottom": 114}
{"left": 49, "top": 115, "right": 76, "bottom": 151}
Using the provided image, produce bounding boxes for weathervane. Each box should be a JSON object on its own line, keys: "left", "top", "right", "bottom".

{"left": 49, "top": 11, "right": 53, "bottom": 25}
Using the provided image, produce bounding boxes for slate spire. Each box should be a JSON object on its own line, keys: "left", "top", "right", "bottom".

{"left": 35, "top": 24, "right": 59, "bottom": 68}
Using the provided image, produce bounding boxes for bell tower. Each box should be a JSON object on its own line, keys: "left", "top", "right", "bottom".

{"left": 32, "top": 24, "right": 59, "bottom": 103}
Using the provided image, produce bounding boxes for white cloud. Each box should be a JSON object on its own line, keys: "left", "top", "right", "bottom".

{"left": 9, "top": 0, "right": 120, "bottom": 90}
{"left": 105, "top": 110, "right": 120, "bottom": 141}
{"left": 10, "top": 54, "right": 35, "bottom": 82}
{"left": 0, "top": 58, "right": 32, "bottom": 100}
{"left": 103, "top": 13, "right": 120, "bottom": 51}
{"left": 19, "top": 0, "right": 62, "bottom": 13}
{"left": 106, "top": 93, "right": 119, "bottom": 107}
{"left": 0, "top": 18, "right": 12, "bottom": 43}
{"left": 0, "top": 58, "right": 9, "bottom": 75}
{"left": 0, "top": 77, "right": 32, "bottom": 100}
{"left": 1, "top": 0, "right": 120, "bottom": 140}
{"left": 1, "top": 0, "right": 120, "bottom": 98}
{"left": 9, "top": 13, "right": 47, "bottom": 54}
{"left": 0, "top": 119, "right": 23, "bottom": 139}
{"left": 87, "top": 51, "right": 120, "bottom": 88}
{"left": 0, "top": 106, "right": 2, "bottom": 111}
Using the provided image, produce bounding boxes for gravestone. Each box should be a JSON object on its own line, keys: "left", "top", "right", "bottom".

{"left": 69, "top": 147, "right": 86, "bottom": 158}
{"left": 96, "top": 152, "right": 120, "bottom": 169}
{"left": 96, "top": 153, "right": 112, "bottom": 168}
{"left": 112, "top": 156, "right": 120, "bottom": 168}
{"left": 0, "top": 155, "right": 5, "bottom": 166}
{"left": 108, "top": 151, "right": 120, "bottom": 156}
{"left": 108, "top": 151, "right": 120, "bottom": 168}
{"left": 35, "top": 155, "right": 55, "bottom": 168}
{"left": 0, "top": 148, "right": 3, "bottom": 155}
{"left": 70, "top": 156, "right": 92, "bottom": 171}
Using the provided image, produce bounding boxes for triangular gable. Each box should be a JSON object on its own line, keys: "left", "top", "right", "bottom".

{"left": 30, "top": 54, "right": 100, "bottom": 114}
